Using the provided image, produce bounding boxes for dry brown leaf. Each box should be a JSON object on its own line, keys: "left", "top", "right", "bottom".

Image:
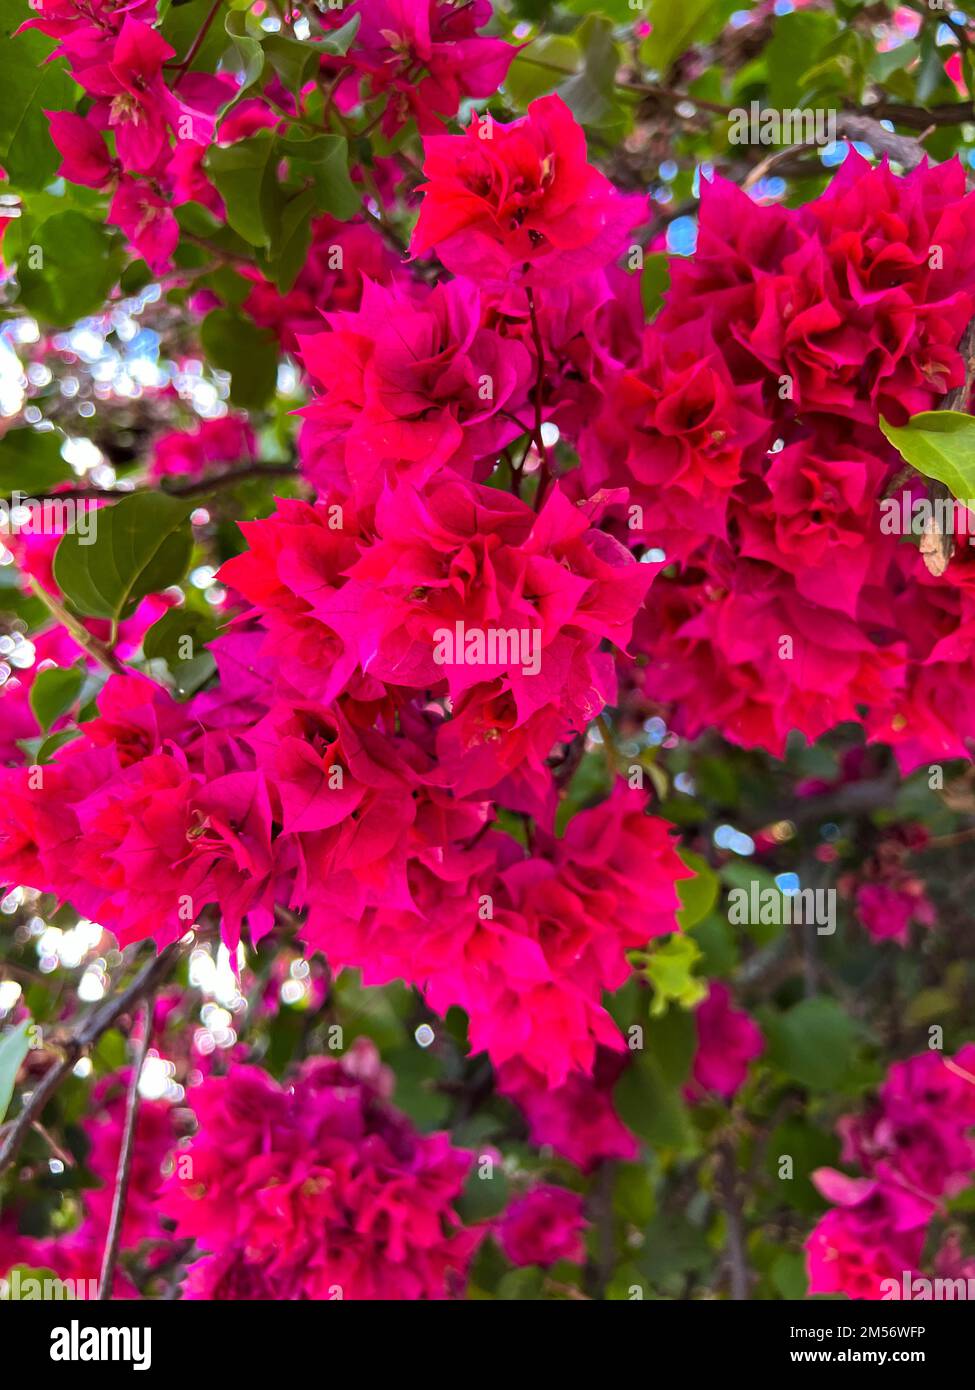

{"left": 920, "top": 516, "right": 950, "bottom": 577}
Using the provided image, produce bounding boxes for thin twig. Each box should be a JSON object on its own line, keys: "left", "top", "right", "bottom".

{"left": 97, "top": 997, "right": 154, "bottom": 1300}
{"left": 716, "top": 1140, "right": 749, "bottom": 1300}
{"left": 525, "top": 283, "right": 552, "bottom": 506}
{"left": 782, "top": 770, "right": 900, "bottom": 827}
{"left": 583, "top": 1160, "right": 617, "bottom": 1299}
{"left": 834, "top": 114, "right": 929, "bottom": 170}
{"left": 32, "top": 461, "right": 298, "bottom": 506}
{"left": 941, "top": 316, "right": 975, "bottom": 414}
{"left": 742, "top": 114, "right": 929, "bottom": 194}
{"left": 0, "top": 941, "right": 184, "bottom": 1178}
{"left": 922, "top": 825, "right": 975, "bottom": 850}
{"left": 856, "top": 99, "right": 975, "bottom": 130}
{"left": 169, "top": 0, "right": 225, "bottom": 90}
{"left": 917, "top": 316, "right": 975, "bottom": 571}
{"left": 28, "top": 578, "right": 125, "bottom": 676}
{"left": 31, "top": 1120, "right": 74, "bottom": 1167}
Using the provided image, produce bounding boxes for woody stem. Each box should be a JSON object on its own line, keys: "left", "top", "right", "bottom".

{"left": 170, "top": 0, "right": 224, "bottom": 89}
{"left": 97, "top": 996, "right": 155, "bottom": 1300}
{"left": 525, "top": 282, "right": 552, "bottom": 507}
{"left": 28, "top": 579, "right": 125, "bottom": 677}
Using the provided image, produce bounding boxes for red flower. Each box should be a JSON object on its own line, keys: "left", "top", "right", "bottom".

{"left": 411, "top": 94, "right": 646, "bottom": 284}
{"left": 74, "top": 17, "right": 177, "bottom": 174}
{"left": 46, "top": 111, "right": 116, "bottom": 189}
{"left": 161, "top": 1042, "right": 480, "bottom": 1300}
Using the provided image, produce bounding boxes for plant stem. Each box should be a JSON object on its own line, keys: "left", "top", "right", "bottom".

{"left": 170, "top": 0, "right": 225, "bottom": 90}
{"left": 29, "top": 579, "right": 125, "bottom": 677}
{"left": 97, "top": 996, "right": 154, "bottom": 1300}
{"left": 525, "top": 283, "right": 552, "bottom": 507}
{"left": 0, "top": 941, "right": 184, "bottom": 1178}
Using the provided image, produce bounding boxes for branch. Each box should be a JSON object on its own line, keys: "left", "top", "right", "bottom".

{"left": 97, "top": 997, "right": 154, "bottom": 1300}
{"left": 525, "top": 284, "right": 552, "bottom": 506}
{"left": 864, "top": 100, "right": 975, "bottom": 130}
{"left": 715, "top": 1140, "right": 749, "bottom": 1300}
{"left": 833, "top": 114, "right": 930, "bottom": 170}
{"left": 783, "top": 770, "right": 901, "bottom": 827}
{"left": 583, "top": 1159, "right": 617, "bottom": 1299}
{"left": 31, "top": 461, "right": 298, "bottom": 506}
{"left": 29, "top": 578, "right": 125, "bottom": 676}
{"left": 942, "top": 316, "right": 975, "bottom": 414}
{"left": 169, "top": 0, "right": 224, "bottom": 89}
{"left": 743, "top": 115, "right": 931, "bottom": 191}
{"left": 919, "top": 315, "right": 975, "bottom": 571}
{"left": 167, "top": 461, "right": 299, "bottom": 498}
{"left": 0, "top": 941, "right": 183, "bottom": 1178}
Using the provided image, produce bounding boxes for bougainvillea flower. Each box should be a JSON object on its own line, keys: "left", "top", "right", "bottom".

{"left": 411, "top": 94, "right": 647, "bottom": 283}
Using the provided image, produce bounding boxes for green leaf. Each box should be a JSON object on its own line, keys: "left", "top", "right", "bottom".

{"left": 456, "top": 1159, "right": 510, "bottom": 1224}
{"left": 766, "top": 1116, "right": 840, "bottom": 1214}
{"left": 223, "top": 10, "right": 265, "bottom": 100}
{"left": 880, "top": 411, "right": 975, "bottom": 505}
{"left": 29, "top": 664, "right": 85, "bottom": 732}
{"left": 281, "top": 133, "right": 359, "bottom": 221}
{"left": 557, "top": 14, "right": 624, "bottom": 131}
{"left": 640, "top": 252, "right": 670, "bottom": 321}
{"left": 868, "top": 38, "right": 918, "bottom": 85}
{"left": 388, "top": 1045, "right": 450, "bottom": 1130}
{"left": 0, "top": 1019, "right": 33, "bottom": 1125}
{"left": 53, "top": 492, "right": 195, "bottom": 622}
{"left": 119, "top": 259, "right": 154, "bottom": 296}
{"left": 645, "top": 1005, "right": 697, "bottom": 1088}
{"left": 643, "top": 934, "right": 707, "bottom": 1015}
{"left": 171, "top": 651, "right": 218, "bottom": 698}
{"left": 200, "top": 309, "right": 279, "bottom": 410}
{"left": 200, "top": 264, "right": 253, "bottom": 308}
{"left": 504, "top": 34, "right": 579, "bottom": 108}
{"left": 263, "top": 185, "right": 316, "bottom": 292}
{"left": 497, "top": 1267, "right": 545, "bottom": 1300}
{"left": 0, "top": 0, "right": 77, "bottom": 190}
{"left": 770, "top": 1251, "right": 809, "bottom": 1300}
{"left": 35, "top": 727, "right": 84, "bottom": 763}
{"left": 318, "top": 12, "right": 360, "bottom": 55}
{"left": 614, "top": 1051, "right": 694, "bottom": 1150}
{"left": 638, "top": 1207, "right": 712, "bottom": 1284}
{"left": 142, "top": 606, "right": 215, "bottom": 667}
{"left": 554, "top": 749, "right": 612, "bottom": 834}
{"left": 675, "top": 849, "right": 718, "bottom": 930}
{"left": 262, "top": 31, "right": 318, "bottom": 93}
{"left": 613, "top": 1161, "right": 655, "bottom": 1226}
{"left": 564, "top": 0, "right": 639, "bottom": 18}
{"left": 765, "top": 10, "right": 840, "bottom": 109}
{"left": 915, "top": 29, "right": 951, "bottom": 105}
{"left": 207, "top": 131, "right": 281, "bottom": 247}
{"left": 142, "top": 606, "right": 217, "bottom": 694}
{"left": 688, "top": 912, "right": 739, "bottom": 978}
{"left": 640, "top": 0, "right": 714, "bottom": 75}
{"left": 0, "top": 429, "right": 71, "bottom": 493}
{"left": 16, "top": 212, "right": 123, "bottom": 326}
{"left": 174, "top": 200, "right": 226, "bottom": 239}
{"left": 764, "top": 997, "right": 861, "bottom": 1092}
